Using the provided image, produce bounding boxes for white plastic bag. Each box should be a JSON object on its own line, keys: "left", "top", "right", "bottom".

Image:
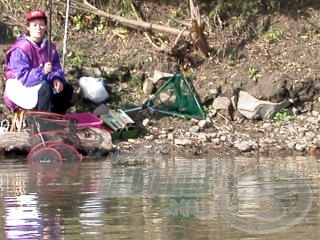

{"left": 79, "top": 76, "right": 109, "bottom": 103}
{"left": 0, "top": 119, "right": 9, "bottom": 134}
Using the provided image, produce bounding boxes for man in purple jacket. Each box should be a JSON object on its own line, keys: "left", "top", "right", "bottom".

{"left": 3, "top": 9, "right": 73, "bottom": 114}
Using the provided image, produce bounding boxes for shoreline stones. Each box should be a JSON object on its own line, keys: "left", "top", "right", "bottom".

{"left": 116, "top": 111, "right": 320, "bottom": 157}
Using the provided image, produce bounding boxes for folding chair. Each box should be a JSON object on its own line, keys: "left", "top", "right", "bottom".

{"left": 10, "top": 109, "right": 26, "bottom": 132}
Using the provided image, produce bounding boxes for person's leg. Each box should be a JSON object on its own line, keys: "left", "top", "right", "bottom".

{"left": 36, "top": 82, "right": 52, "bottom": 112}
{"left": 52, "top": 83, "right": 74, "bottom": 114}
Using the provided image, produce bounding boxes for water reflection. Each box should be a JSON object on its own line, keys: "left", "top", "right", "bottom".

{"left": 0, "top": 155, "right": 319, "bottom": 239}
{"left": 2, "top": 161, "right": 98, "bottom": 239}
{"left": 5, "top": 193, "right": 42, "bottom": 239}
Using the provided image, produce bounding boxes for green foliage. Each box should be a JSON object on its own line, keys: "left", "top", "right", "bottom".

{"left": 110, "top": 91, "right": 134, "bottom": 109}
{"left": 71, "top": 98, "right": 96, "bottom": 113}
{"left": 209, "top": 0, "right": 261, "bottom": 20}
{"left": 184, "top": 68, "right": 194, "bottom": 79}
{"left": 222, "top": 59, "right": 235, "bottom": 69}
{"left": 72, "top": 14, "right": 85, "bottom": 31}
{"left": 117, "top": 0, "right": 134, "bottom": 18}
{"left": 68, "top": 50, "right": 86, "bottom": 65}
{"left": 273, "top": 109, "right": 293, "bottom": 121}
{"left": 262, "top": 27, "right": 282, "bottom": 43}
{"left": 128, "top": 76, "right": 142, "bottom": 93}
{"left": 233, "top": 0, "right": 261, "bottom": 17}
{"left": 234, "top": 19, "right": 246, "bottom": 31}
{"left": 0, "top": 0, "right": 45, "bottom": 14}
{"left": 248, "top": 67, "right": 261, "bottom": 81}
{"left": 203, "top": 105, "right": 213, "bottom": 114}
{"left": 72, "top": 13, "right": 106, "bottom": 32}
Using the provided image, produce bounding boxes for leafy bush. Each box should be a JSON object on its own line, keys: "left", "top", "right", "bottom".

{"left": 262, "top": 27, "right": 282, "bottom": 43}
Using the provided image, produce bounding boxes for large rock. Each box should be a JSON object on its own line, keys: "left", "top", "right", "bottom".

{"left": 237, "top": 90, "right": 291, "bottom": 120}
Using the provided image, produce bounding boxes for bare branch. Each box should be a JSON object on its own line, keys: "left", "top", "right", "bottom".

{"left": 65, "top": 0, "right": 192, "bottom": 37}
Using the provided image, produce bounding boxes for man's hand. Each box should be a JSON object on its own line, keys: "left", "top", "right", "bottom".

{"left": 43, "top": 62, "right": 52, "bottom": 74}
{"left": 53, "top": 79, "right": 64, "bottom": 93}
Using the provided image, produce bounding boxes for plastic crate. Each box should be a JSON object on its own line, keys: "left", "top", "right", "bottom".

{"left": 100, "top": 109, "right": 135, "bottom": 131}
{"left": 65, "top": 112, "right": 103, "bottom": 128}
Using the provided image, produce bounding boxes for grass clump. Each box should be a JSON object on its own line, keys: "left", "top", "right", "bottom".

{"left": 273, "top": 109, "right": 293, "bottom": 121}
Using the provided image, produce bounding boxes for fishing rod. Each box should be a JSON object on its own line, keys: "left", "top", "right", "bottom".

{"left": 62, "top": 0, "right": 71, "bottom": 71}
{"left": 47, "top": 0, "right": 52, "bottom": 62}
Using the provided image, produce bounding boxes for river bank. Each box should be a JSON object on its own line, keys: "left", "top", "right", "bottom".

{"left": 2, "top": 107, "right": 319, "bottom": 158}
{"left": 112, "top": 108, "right": 320, "bottom": 158}
{"left": 1, "top": 1, "right": 320, "bottom": 158}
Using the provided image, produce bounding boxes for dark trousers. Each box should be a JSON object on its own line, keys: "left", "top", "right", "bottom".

{"left": 35, "top": 82, "right": 74, "bottom": 114}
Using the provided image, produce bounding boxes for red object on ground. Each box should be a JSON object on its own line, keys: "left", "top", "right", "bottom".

{"left": 65, "top": 112, "right": 104, "bottom": 128}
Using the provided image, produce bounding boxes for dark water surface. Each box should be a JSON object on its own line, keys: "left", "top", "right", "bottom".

{"left": 0, "top": 154, "right": 319, "bottom": 239}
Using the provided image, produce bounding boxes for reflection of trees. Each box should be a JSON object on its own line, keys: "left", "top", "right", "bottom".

{"left": 28, "top": 162, "right": 97, "bottom": 239}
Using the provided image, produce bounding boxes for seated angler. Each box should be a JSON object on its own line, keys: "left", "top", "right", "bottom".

{"left": 3, "top": 9, "right": 73, "bottom": 114}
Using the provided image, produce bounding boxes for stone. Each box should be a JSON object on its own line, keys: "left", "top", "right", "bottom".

{"left": 311, "top": 111, "right": 319, "bottom": 117}
{"left": 211, "top": 138, "right": 220, "bottom": 144}
{"left": 208, "top": 109, "right": 217, "bottom": 118}
{"left": 150, "top": 70, "right": 173, "bottom": 84}
{"left": 158, "top": 134, "right": 167, "bottom": 139}
{"left": 212, "top": 96, "right": 231, "bottom": 110}
{"left": 82, "top": 67, "right": 102, "bottom": 77}
{"left": 142, "top": 118, "right": 150, "bottom": 126}
{"left": 306, "top": 116, "right": 318, "bottom": 124}
{"left": 145, "top": 135, "right": 155, "bottom": 140}
{"left": 167, "top": 133, "right": 174, "bottom": 140}
{"left": 295, "top": 143, "right": 306, "bottom": 151}
{"left": 189, "top": 126, "right": 200, "bottom": 133}
{"left": 198, "top": 133, "right": 207, "bottom": 142}
{"left": 237, "top": 90, "right": 291, "bottom": 120}
{"left": 220, "top": 135, "right": 227, "bottom": 142}
{"left": 234, "top": 140, "right": 257, "bottom": 152}
{"left": 198, "top": 120, "right": 207, "bottom": 129}
{"left": 143, "top": 78, "right": 154, "bottom": 94}
{"left": 174, "top": 138, "right": 192, "bottom": 145}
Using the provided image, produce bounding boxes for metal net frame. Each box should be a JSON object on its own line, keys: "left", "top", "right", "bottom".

{"left": 125, "top": 73, "right": 206, "bottom": 120}
{"left": 25, "top": 111, "right": 83, "bottom": 162}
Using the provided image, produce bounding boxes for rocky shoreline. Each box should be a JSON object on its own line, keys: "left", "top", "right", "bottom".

{"left": 0, "top": 108, "right": 319, "bottom": 158}
{"left": 0, "top": 108, "right": 318, "bottom": 159}
{"left": 113, "top": 109, "right": 320, "bottom": 158}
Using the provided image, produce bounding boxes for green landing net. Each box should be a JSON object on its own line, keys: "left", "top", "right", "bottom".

{"left": 126, "top": 73, "right": 206, "bottom": 120}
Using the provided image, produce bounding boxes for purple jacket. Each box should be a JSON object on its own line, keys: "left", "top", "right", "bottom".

{"left": 5, "top": 35, "right": 66, "bottom": 87}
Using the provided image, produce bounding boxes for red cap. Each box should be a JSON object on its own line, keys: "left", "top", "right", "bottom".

{"left": 26, "top": 10, "right": 47, "bottom": 21}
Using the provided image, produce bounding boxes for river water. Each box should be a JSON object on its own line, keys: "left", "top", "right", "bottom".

{"left": 0, "top": 152, "right": 319, "bottom": 239}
